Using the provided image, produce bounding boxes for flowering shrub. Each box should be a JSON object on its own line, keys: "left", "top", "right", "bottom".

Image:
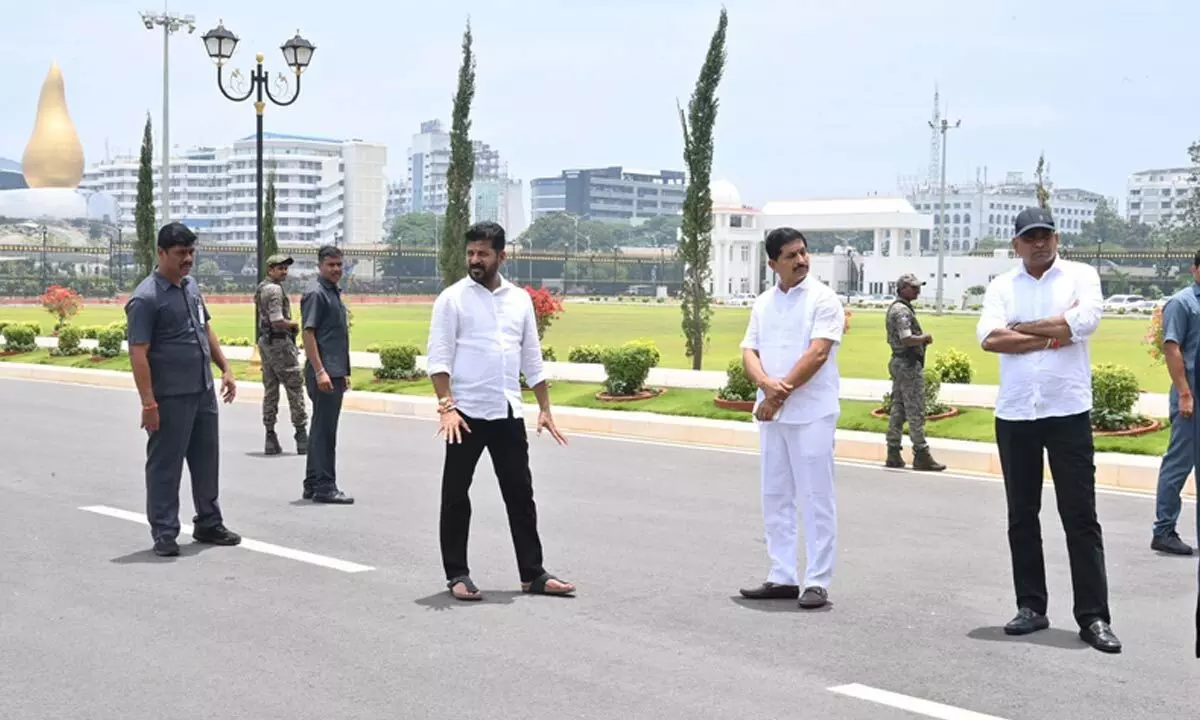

{"left": 524, "top": 285, "right": 564, "bottom": 341}
{"left": 1145, "top": 305, "right": 1164, "bottom": 365}
{"left": 932, "top": 348, "right": 974, "bottom": 384}
{"left": 41, "top": 285, "right": 83, "bottom": 330}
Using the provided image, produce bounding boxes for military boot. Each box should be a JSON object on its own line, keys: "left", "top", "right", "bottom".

{"left": 912, "top": 446, "right": 946, "bottom": 472}
{"left": 294, "top": 426, "right": 308, "bottom": 455}
{"left": 264, "top": 430, "right": 283, "bottom": 456}
{"left": 885, "top": 446, "right": 905, "bottom": 468}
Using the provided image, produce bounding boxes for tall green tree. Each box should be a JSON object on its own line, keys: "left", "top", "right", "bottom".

{"left": 134, "top": 113, "right": 157, "bottom": 280}
{"left": 677, "top": 7, "right": 727, "bottom": 370}
{"left": 438, "top": 20, "right": 476, "bottom": 287}
{"left": 261, "top": 167, "right": 278, "bottom": 276}
{"left": 1175, "top": 139, "right": 1200, "bottom": 250}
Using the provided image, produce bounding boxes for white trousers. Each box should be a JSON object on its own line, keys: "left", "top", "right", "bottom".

{"left": 758, "top": 415, "right": 838, "bottom": 589}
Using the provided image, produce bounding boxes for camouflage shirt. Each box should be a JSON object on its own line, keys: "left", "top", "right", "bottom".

{"left": 255, "top": 279, "right": 291, "bottom": 340}
{"left": 885, "top": 299, "right": 924, "bottom": 364}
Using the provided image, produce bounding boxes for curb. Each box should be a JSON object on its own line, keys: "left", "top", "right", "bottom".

{"left": 0, "top": 362, "right": 1191, "bottom": 500}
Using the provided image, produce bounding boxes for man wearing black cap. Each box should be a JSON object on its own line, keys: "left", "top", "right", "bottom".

{"left": 125, "top": 222, "right": 242, "bottom": 557}
{"left": 975, "top": 207, "right": 1119, "bottom": 653}
{"left": 884, "top": 272, "right": 944, "bottom": 471}
{"left": 255, "top": 253, "right": 308, "bottom": 456}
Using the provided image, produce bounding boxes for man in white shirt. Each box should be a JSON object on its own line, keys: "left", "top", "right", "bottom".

{"left": 738, "top": 227, "right": 845, "bottom": 610}
{"left": 425, "top": 221, "right": 575, "bottom": 603}
{"left": 976, "top": 207, "right": 1120, "bottom": 654}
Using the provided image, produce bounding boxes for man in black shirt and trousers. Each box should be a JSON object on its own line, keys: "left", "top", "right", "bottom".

{"left": 300, "top": 244, "right": 354, "bottom": 505}
{"left": 125, "top": 222, "right": 242, "bottom": 557}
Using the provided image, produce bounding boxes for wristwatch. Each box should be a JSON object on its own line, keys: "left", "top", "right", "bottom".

{"left": 437, "top": 396, "right": 457, "bottom": 414}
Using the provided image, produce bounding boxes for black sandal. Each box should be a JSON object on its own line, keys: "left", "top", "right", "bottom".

{"left": 523, "top": 572, "right": 575, "bottom": 596}
{"left": 447, "top": 575, "right": 482, "bottom": 601}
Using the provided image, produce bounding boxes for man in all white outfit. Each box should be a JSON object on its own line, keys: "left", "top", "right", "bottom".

{"left": 739, "top": 227, "right": 845, "bottom": 610}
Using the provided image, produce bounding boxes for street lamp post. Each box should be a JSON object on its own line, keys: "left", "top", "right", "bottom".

{"left": 200, "top": 20, "right": 315, "bottom": 286}
{"left": 929, "top": 116, "right": 961, "bottom": 315}
{"left": 140, "top": 9, "right": 196, "bottom": 225}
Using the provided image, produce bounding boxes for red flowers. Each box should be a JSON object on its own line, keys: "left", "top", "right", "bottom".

{"left": 40, "top": 284, "right": 83, "bottom": 329}
{"left": 524, "top": 285, "right": 564, "bottom": 341}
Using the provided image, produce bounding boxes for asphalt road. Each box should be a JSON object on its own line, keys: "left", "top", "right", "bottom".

{"left": 0, "top": 378, "right": 1197, "bottom": 720}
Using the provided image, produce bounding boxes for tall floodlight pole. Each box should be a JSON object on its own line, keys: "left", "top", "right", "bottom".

{"left": 140, "top": 9, "right": 196, "bottom": 225}
{"left": 929, "top": 116, "right": 961, "bottom": 315}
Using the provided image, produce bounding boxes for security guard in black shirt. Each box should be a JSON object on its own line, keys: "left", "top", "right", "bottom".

{"left": 300, "top": 244, "right": 354, "bottom": 504}
{"left": 125, "top": 222, "right": 242, "bottom": 557}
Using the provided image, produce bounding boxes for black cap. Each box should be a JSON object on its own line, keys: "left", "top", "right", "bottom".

{"left": 1014, "top": 207, "right": 1056, "bottom": 237}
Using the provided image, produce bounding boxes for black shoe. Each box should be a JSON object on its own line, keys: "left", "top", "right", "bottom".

{"left": 301, "top": 489, "right": 314, "bottom": 500}
{"left": 311, "top": 490, "right": 354, "bottom": 505}
{"left": 885, "top": 447, "right": 905, "bottom": 468}
{"left": 739, "top": 582, "right": 800, "bottom": 599}
{"left": 1151, "top": 532, "right": 1194, "bottom": 556}
{"left": 294, "top": 428, "right": 308, "bottom": 455}
{"left": 193, "top": 524, "right": 242, "bottom": 546}
{"left": 1004, "top": 607, "right": 1050, "bottom": 635}
{"left": 264, "top": 431, "right": 282, "bottom": 456}
{"left": 798, "top": 586, "right": 829, "bottom": 609}
{"left": 1079, "top": 620, "right": 1122, "bottom": 653}
{"left": 153, "top": 537, "right": 180, "bottom": 557}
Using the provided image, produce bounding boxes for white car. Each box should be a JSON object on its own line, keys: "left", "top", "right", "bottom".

{"left": 1102, "top": 294, "right": 1150, "bottom": 313}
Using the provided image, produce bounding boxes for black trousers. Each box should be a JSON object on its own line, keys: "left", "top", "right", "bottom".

{"left": 440, "top": 408, "right": 546, "bottom": 583}
{"left": 304, "top": 368, "right": 345, "bottom": 494}
{"left": 145, "top": 389, "right": 222, "bottom": 541}
{"left": 995, "top": 411, "right": 1111, "bottom": 628}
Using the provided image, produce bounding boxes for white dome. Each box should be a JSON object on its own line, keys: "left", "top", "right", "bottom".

{"left": 710, "top": 178, "right": 741, "bottom": 208}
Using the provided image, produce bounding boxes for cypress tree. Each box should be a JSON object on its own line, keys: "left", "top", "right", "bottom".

{"left": 134, "top": 113, "right": 157, "bottom": 280}
{"left": 677, "top": 8, "right": 728, "bottom": 370}
{"left": 438, "top": 20, "right": 476, "bottom": 287}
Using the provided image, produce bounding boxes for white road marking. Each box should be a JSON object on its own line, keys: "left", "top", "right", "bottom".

{"left": 79, "top": 505, "right": 375, "bottom": 574}
{"left": 828, "top": 684, "right": 1010, "bottom": 720}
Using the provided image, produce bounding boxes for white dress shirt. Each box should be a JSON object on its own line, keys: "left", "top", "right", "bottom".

{"left": 426, "top": 275, "right": 546, "bottom": 421}
{"left": 740, "top": 275, "right": 845, "bottom": 424}
{"left": 975, "top": 256, "right": 1103, "bottom": 422}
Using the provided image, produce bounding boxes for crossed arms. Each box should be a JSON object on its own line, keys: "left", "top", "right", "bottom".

{"left": 976, "top": 267, "right": 1103, "bottom": 355}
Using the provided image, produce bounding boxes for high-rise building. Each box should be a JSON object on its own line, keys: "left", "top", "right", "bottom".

{"left": 471, "top": 177, "right": 527, "bottom": 237}
{"left": 393, "top": 119, "right": 506, "bottom": 219}
{"left": 529, "top": 166, "right": 687, "bottom": 224}
{"left": 1126, "top": 167, "right": 1196, "bottom": 227}
{"left": 79, "top": 133, "right": 388, "bottom": 245}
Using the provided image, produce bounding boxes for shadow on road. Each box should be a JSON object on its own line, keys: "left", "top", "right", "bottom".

{"left": 967, "top": 626, "right": 1087, "bottom": 650}
{"left": 110, "top": 543, "right": 217, "bottom": 564}
{"left": 413, "top": 590, "right": 525, "bottom": 610}
{"left": 728, "top": 597, "right": 835, "bottom": 613}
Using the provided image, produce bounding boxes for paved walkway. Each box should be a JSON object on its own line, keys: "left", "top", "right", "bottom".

{"left": 1, "top": 378, "right": 1196, "bottom": 719}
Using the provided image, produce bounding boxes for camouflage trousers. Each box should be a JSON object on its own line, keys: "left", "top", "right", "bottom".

{"left": 886, "top": 357, "right": 928, "bottom": 451}
{"left": 260, "top": 339, "right": 308, "bottom": 430}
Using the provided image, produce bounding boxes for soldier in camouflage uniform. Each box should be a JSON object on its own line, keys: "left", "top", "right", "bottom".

{"left": 884, "top": 273, "right": 945, "bottom": 472}
{"left": 256, "top": 254, "right": 308, "bottom": 455}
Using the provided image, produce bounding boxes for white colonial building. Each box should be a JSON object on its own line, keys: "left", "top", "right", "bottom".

{"left": 706, "top": 179, "right": 764, "bottom": 298}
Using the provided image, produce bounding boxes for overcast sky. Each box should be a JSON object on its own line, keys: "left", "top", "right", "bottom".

{"left": 4, "top": 0, "right": 1197, "bottom": 210}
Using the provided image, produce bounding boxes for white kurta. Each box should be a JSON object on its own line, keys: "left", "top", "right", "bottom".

{"left": 740, "top": 276, "right": 845, "bottom": 589}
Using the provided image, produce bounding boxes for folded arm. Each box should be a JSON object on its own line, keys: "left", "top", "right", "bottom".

{"left": 976, "top": 281, "right": 1051, "bottom": 354}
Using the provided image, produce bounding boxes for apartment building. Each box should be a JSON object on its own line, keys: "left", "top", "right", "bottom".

{"left": 79, "top": 133, "right": 388, "bottom": 245}
{"left": 1126, "top": 167, "right": 1197, "bottom": 227}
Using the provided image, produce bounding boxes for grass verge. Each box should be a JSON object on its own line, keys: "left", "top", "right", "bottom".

{"left": 0, "top": 349, "right": 1170, "bottom": 457}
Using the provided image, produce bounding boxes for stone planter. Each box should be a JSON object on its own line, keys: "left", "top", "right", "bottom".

{"left": 1092, "top": 417, "right": 1162, "bottom": 437}
{"left": 713, "top": 397, "right": 755, "bottom": 412}
{"left": 594, "top": 388, "right": 665, "bottom": 402}
{"left": 869, "top": 406, "right": 960, "bottom": 421}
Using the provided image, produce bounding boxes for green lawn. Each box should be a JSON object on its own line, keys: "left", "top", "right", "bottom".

{"left": 0, "top": 301, "right": 1168, "bottom": 391}
{"left": 0, "top": 348, "right": 1169, "bottom": 457}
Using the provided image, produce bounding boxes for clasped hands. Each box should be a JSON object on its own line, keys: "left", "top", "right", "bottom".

{"left": 755, "top": 377, "right": 793, "bottom": 421}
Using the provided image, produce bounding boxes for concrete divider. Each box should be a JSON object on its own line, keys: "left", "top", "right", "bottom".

{"left": 1, "top": 361, "right": 1189, "bottom": 499}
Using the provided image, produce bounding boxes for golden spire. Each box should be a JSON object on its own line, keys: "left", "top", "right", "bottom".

{"left": 21, "top": 62, "right": 85, "bottom": 189}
